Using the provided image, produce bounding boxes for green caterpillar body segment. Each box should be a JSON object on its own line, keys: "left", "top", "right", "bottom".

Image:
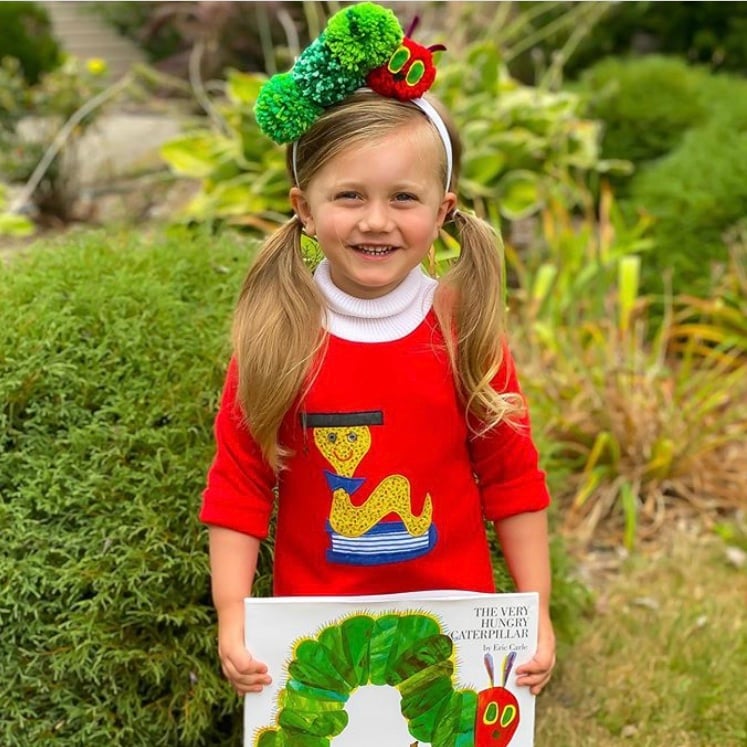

{"left": 377, "top": 613, "right": 442, "bottom": 682}
{"left": 400, "top": 673, "right": 454, "bottom": 721}
{"left": 280, "top": 685, "right": 348, "bottom": 713}
{"left": 256, "top": 729, "right": 330, "bottom": 747}
{"left": 340, "top": 615, "right": 374, "bottom": 686}
{"left": 407, "top": 688, "right": 453, "bottom": 743}
{"left": 316, "top": 624, "right": 362, "bottom": 689}
{"left": 432, "top": 690, "right": 478, "bottom": 747}
{"left": 367, "top": 614, "right": 401, "bottom": 685}
{"left": 277, "top": 707, "right": 348, "bottom": 737}
{"left": 386, "top": 633, "right": 454, "bottom": 686}
{"left": 285, "top": 679, "right": 349, "bottom": 704}
{"left": 289, "top": 639, "right": 356, "bottom": 693}
{"left": 255, "top": 612, "right": 483, "bottom": 746}
{"left": 397, "top": 657, "right": 455, "bottom": 700}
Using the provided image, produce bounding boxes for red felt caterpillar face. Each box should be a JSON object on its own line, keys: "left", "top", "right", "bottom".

{"left": 366, "top": 37, "right": 439, "bottom": 100}
{"left": 365, "top": 13, "right": 446, "bottom": 103}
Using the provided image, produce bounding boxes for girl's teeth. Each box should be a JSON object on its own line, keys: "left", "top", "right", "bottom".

{"left": 357, "top": 246, "right": 394, "bottom": 255}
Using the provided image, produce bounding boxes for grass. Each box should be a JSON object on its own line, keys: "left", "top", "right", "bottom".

{"left": 538, "top": 529, "right": 747, "bottom": 746}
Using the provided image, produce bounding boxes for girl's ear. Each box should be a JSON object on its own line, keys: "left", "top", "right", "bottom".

{"left": 289, "top": 187, "right": 315, "bottom": 236}
{"left": 435, "top": 191, "right": 458, "bottom": 235}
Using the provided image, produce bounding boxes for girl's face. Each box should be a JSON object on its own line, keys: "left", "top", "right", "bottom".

{"left": 290, "top": 122, "right": 456, "bottom": 299}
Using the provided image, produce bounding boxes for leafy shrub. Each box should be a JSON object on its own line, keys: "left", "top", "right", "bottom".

{"left": 1, "top": 228, "right": 591, "bottom": 744}
{"left": 576, "top": 56, "right": 706, "bottom": 166}
{"left": 558, "top": 0, "right": 747, "bottom": 78}
{"left": 432, "top": 40, "right": 629, "bottom": 223}
{"left": 160, "top": 71, "right": 289, "bottom": 231}
{"left": 0, "top": 1, "right": 62, "bottom": 84}
{"left": 573, "top": 56, "right": 747, "bottom": 295}
{"left": 0, "top": 229, "right": 260, "bottom": 745}
{"left": 630, "top": 118, "right": 747, "bottom": 294}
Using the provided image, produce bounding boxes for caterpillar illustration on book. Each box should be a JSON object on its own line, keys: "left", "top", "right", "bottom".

{"left": 253, "top": 612, "right": 521, "bottom": 747}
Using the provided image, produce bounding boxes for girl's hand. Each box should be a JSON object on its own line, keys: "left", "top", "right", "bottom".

{"left": 218, "top": 622, "right": 272, "bottom": 695}
{"left": 515, "top": 612, "right": 556, "bottom": 695}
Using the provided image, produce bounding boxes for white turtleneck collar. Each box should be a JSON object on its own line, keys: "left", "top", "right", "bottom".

{"left": 313, "top": 259, "right": 438, "bottom": 343}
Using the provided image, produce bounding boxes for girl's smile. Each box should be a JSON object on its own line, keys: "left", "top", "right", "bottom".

{"left": 291, "top": 121, "right": 456, "bottom": 299}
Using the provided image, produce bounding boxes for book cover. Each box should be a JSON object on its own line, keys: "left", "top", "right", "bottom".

{"left": 244, "top": 590, "right": 539, "bottom": 746}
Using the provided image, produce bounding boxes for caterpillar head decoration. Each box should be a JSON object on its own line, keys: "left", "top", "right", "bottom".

{"left": 366, "top": 17, "right": 446, "bottom": 100}
{"left": 255, "top": 2, "right": 446, "bottom": 144}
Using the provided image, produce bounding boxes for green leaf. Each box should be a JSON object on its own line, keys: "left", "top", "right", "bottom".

{"left": 531, "top": 263, "right": 557, "bottom": 306}
{"left": 620, "top": 482, "right": 638, "bottom": 550}
{"left": 498, "top": 170, "right": 543, "bottom": 220}
{"left": 226, "top": 69, "right": 265, "bottom": 107}
{"left": 618, "top": 255, "right": 641, "bottom": 334}
{"left": 160, "top": 133, "right": 237, "bottom": 178}
{"left": 0, "top": 211, "right": 34, "bottom": 237}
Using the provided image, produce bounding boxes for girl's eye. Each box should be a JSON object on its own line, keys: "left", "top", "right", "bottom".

{"left": 394, "top": 193, "right": 416, "bottom": 202}
{"left": 335, "top": 191, "right": 360, "bottom": 201}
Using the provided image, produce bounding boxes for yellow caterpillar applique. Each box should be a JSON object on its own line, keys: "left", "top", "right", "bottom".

{"left": 302, "top": 411, "right": 437, "bottom": 565}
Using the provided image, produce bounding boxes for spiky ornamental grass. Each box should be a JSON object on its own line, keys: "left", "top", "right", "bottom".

{"left": 0, "top": 229, "right": 274, "bottom": 745}
{"left": 520, "top": 291, "right": 747, "bottom": 550}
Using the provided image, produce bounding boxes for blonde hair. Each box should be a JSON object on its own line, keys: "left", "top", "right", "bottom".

{"left": 233, "top": 91, "right": 523, "bottom": 471}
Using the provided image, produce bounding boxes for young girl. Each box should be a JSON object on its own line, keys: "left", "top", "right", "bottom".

{"left": 200, "top": 1, "right": 555, "bottom": 703}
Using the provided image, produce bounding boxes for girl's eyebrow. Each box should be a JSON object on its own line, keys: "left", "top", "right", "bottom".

{"left": 328, "top": 179, "right": 426, "bottom": 192}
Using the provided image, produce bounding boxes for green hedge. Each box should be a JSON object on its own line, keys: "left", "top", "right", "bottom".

{"left": 0, "top": 230, "right": 259, "bottom": 745}
{"left": 1, "top": 229, "right": 588, "bottom": 744}
{"left": 557, "top": 1, "right": 747, "bottom": 78}
{"left": 630, "top": 121, "right": 747, "bottom": 293}
{"left": 575, "top": 56, "right": 747, "bottom": 294}
{"left": 0, "top": 2, "right": 61, "bottom": 84}
{"left": 576, "top": 56, "right": 706, "bottom": 167}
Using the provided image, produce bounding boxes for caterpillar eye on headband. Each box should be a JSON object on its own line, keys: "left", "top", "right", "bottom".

{"left": 254, "top": 2, "right": 453, "bottom": 188}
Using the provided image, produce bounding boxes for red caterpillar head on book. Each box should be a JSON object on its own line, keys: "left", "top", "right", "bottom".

{"left": 475, "top": 652, "right": 521, "bottom": 746}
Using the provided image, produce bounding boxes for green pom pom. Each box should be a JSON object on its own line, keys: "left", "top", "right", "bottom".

{"left": 293, "top": 35, "right": 364, "bottom": 107}
{"left": 254, "top": 73, "right": 322, "bottom": 144}
{"left": 325, "top": 2, "right": 402, "bottom": 74}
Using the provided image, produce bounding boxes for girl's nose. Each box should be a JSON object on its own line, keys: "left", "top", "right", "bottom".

{"left": 358, "top": 201, "right": 391, "bottom": 232}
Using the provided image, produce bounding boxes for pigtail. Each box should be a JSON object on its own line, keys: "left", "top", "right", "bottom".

{"left": 434, "top": 210, "right": 525, "bottom": 432}
{"left": 232, "top": 218, "right": 326, "bottom": 470}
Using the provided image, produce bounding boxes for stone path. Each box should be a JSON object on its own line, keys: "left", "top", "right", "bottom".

{"left": 33, "top": 4, "right": 186, "bottom": 192}
{"left": 41, "top": 1, "right": 146, "bottom": 80}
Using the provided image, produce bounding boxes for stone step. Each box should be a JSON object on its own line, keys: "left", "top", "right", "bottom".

{"left": 41, "top": 1, "right": 145, "bottom": 78}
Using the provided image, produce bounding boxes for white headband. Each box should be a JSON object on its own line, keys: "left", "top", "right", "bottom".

{"left": 291, "top": 93, "right": 453, "bottom": 192}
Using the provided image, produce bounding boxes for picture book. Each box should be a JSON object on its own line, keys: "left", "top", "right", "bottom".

{"left": 244, "top": 589, "right": 539, "bottom": 746}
